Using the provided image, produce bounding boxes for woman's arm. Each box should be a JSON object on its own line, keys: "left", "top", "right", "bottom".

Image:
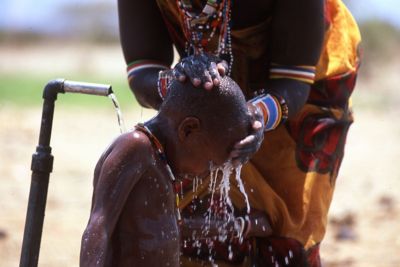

{"left": 264, "top": 0, "right": 325, "bottom": 117}
{"left": 118, "top": 0, "right": 174, "bottom": 109}
{"left": 231, "top": 0, "right": 325, "bottom": 164}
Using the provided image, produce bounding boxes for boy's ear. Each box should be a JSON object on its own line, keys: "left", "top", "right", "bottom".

{"left": 178, "top": 117, "right": 201, "bottom": 141}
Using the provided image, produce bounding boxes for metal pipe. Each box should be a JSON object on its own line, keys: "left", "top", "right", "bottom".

{"left": 63, "top": 80, "right": 112, "bottom": 96}
{"left": 19, "top": 79, "right": 112, "bottom": 267}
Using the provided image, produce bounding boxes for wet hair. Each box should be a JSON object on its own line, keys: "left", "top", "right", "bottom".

{"left": 159, "top": 76, "right": 250, "bottom": 146}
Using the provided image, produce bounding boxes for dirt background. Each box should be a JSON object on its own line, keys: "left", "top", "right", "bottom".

{"left": 1, "top": 44, "right": 399, "bottom": 267}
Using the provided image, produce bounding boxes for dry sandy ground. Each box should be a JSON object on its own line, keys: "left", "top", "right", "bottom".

{"left": 1, "top": 44, "right": 399, "bottom": 266}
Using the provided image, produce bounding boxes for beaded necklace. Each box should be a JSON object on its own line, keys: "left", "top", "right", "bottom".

{"left": 176, "top": 0, "right": 233, "bottom": 74}
{"left": 135, "top": 123, "right": 181, "bottom": 222}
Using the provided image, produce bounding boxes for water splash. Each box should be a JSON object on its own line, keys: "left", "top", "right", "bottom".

{"left": 192, "top": 176, "right": 202, "bottom": 193}
{"left": 195, "top": 161, "right": 251, "bottom": 264}
{"left": 234, "top": 165, "right": 250, "bottom": 214}
{"left": 108, "top": 93, "right": 126, "bottom": 133}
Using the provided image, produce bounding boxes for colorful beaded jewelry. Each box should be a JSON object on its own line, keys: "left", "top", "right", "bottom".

{"left": 135, "top": 123, "right": 181, "bottom": 222}
{"left": 269, "top": 63, "right": 316, "bottom": 85}
{"left": 127, "top": 60, "right": 169, "bottom": 83}
{"left": 176, "top": 0, "right": 233, "bottom": 74}
{"left": 157, "top": 69, "right": 174, "bottom": 100}
{"left": 251, "top": 91, "right": 289, "bottom": 131}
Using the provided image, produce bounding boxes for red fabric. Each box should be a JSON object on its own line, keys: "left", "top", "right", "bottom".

{"left": 309, "top": 70, "right": 358, "bottom": 109}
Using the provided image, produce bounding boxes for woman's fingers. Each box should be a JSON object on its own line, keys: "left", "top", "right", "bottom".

{"left": 253, "top": 120, "right": 263, "bottom": 130}
{"left": 209, "top": 62, "right": 221, "bottom": 86}
{"left": 217, "top": 61, "right": 228, "bottom": 76}
{"left": 173, "top": 55, "right": 229, "bottom": 89}
{"left": 202, "top": 69, "right": 214, "bottom": 90}
{"left": 173, "top": 64, "right": 186, "bottom": 82}
{"left": 183, "top": 60, "right": 202, "bottom": 87}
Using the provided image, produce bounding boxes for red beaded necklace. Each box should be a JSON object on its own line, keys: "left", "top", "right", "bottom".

{"left": 176, "top": 0, "right": 233, "bottom": 74}
{"left": 135, "top": 123, "right": 182, "bottom": 222}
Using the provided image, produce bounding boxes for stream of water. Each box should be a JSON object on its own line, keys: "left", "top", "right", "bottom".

{"left": 108, "top": 93, "right": 126, "bottom": 133}
{"left": 196, "top": 162, "right": 251, "bottom": 264}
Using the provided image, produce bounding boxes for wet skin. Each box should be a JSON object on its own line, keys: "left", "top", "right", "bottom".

{"left": 80, "top": 110, "right": 248, "bottom": 266}
{"left": 80, "top": 130, "right": 180, "bottom": 267}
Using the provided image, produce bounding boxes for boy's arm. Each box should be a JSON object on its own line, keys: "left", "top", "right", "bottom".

{"left": 80, "top": 132, "right": 150, "bottom": 267}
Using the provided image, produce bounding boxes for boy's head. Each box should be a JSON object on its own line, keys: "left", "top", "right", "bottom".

{"left": 158, "top": 75, "right": 251, "bottom": 177}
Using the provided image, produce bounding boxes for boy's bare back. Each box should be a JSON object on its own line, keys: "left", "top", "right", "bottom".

{"left": 81, "top": 130, "right": 180, "bottom": 267}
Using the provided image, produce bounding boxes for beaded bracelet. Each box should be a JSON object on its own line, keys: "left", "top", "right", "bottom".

{"left": 157, "top": 69, "right": 174, "bottom": 100}
{"left": 250, "top": 90, "right": 289, "bottom": 131}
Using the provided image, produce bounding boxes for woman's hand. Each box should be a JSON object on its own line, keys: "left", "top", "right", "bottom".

{"left": 173, "top": 53, "right": 228, "bottom": 90}
{"left": 230, "top": 103, "right": 264, "bottom": 166}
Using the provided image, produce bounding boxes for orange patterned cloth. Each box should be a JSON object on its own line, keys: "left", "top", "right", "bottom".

{"left": 156, "top": 0, "right": 361, "bottom": 265}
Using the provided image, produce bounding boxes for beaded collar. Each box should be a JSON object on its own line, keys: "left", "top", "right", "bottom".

{"left": 135, "top": 123, "right": 181, "bottom": 221}
{"left": 176, "top": 0, "right": 233, "bottom": 74}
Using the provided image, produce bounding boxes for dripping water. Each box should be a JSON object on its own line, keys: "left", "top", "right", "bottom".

{"left": 108, "top": 93, "right": 126, "bottom": 133}
{"left": 196, "top": 161, "right": 251, "bottom": 264}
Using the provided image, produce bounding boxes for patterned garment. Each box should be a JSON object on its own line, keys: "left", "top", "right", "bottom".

{"left": 155, "top": 0, "right": 361, "bottom": 266}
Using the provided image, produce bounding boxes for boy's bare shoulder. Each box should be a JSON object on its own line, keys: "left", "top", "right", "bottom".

{"left": 109, "top": 129, "right": 153, "bottom": 161}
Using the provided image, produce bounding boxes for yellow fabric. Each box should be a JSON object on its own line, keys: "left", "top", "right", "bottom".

{"left": 315, "top": 0, "right": 362, "bottom": 80}
{"left": 230, "top": 105, "right": 337, "bottom": 249}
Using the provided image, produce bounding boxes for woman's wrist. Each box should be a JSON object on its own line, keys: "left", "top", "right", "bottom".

{"left": 157, "top": 69, "right": 174, "bottom": 100}
{"left": 126, "top": 60, "right": 171, "bottom": 109}
{"left": 250, "top": 90, "right": 289, "bottom": 131}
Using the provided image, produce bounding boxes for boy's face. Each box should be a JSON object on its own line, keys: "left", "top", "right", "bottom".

{"left": 169, "top": 120, "right": 249, "bottom": 179}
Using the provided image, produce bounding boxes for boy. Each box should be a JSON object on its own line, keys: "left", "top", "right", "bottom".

{"left": 80, "top": 76, "right": 252, "bottom": 267}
